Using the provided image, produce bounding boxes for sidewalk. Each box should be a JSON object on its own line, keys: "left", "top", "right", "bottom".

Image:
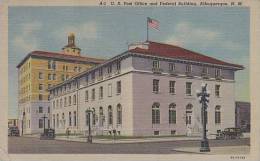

{"left": 172, "top": 145, "right": 250, "bottom": 155}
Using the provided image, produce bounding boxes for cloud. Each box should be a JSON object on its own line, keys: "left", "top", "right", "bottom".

{"left": 165, "top": 21, "right": 242, "bottom": 51}
{"left": 53, "top": 22, "right": 97, "bottom": 43}
{"left": 13, "top": 21, "right": 42, "bottom": 52}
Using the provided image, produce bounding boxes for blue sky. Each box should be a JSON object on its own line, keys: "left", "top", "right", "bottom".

{"left": 8, "top": 7, "right": 249, "bottom": 118}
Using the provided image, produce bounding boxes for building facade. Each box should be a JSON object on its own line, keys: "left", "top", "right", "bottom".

{"left": 17, "top": 34, "right": 105, "bottom": 134}
{"left": 50, "top": 41, "right": 243, "bottom": 136}
{"left": 235, "top": 101, "right": 250, "bottom": 132}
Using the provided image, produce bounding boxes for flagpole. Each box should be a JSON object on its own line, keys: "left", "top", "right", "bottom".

{"left": 147, "top": 17, "right": 149, "bottom": 42}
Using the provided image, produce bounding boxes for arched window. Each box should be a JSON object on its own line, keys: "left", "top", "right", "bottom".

{"left": 99, "top": 107, "right": 104, "bottom": 127}
{"left": 186, "top": 104, "right": 193, "bottom": 125}
{"left": 108, "top": 106, "right": 113, "bottom": 125}
{"left": 215, "top": 105, "right": 221, "bottom": 124}
{"left": 169, "top": 103, "right": 176, "bottom": 124}
{"left": 152, "top": 102, "right": 160, "bottom": 124}
{"left": 117, "top": 104, "right": 122, "bottom": 125}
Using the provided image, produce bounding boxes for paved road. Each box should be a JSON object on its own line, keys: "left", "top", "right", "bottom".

{"left": 8, "top": 137, "right": 249, "bottom": 154}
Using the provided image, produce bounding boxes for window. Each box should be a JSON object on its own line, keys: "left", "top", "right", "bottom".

{"left": 73, "top": 111, "right": 77, "bottom": 126}
{"left": 52, "top": 61, "right": 56, "bottom": 70}
{"left": 39, "top": 84, "right": 43, "bottom": 91}
{"left": 39, "top": 106, "right": 43, "bottom": 113}
{"left": 169, "top": 81, "right": 175, "bottom": 94}
{"left": 64, "top": 97, "right": 67, "bottom": 107}
{"left": 154, "top": 131, "right": 159, "bottom": 135}
{"left": 69, "top": 112, "right": 72, "bottom": 126}
{"left": 152, "top": 102, "right": 160, "bottom": 124}
{"left": 186, "top": 64, "right": 192, "bottom": 73}
{"left": 53, "top": 114, "right": 55, "bottom": 128}
{"left": 60, "top": 99, "right": 62, "bottom": 108}
{"left": 69, "top": 96, "right": 71, "bottom": 106}
{"left": 169, "top": 103, "right": 176, "bottom": 124}
{"left": 85, "top": 111, "right": 90, "bottom": 126}
{"left": 56, "top": 100, "right": 59, "bottom": 109}
{"left": 48, "top": 106, "right": 50, "bottom": 113}
{"left": 53, "top": 101, "right": 55, "bottom": 109}
{"left": 107, "top": 65, "right": 112, "bottom": 75}
{"left": 202, "top": 66, "right": 208, "bottom": 74}
{"left": 186, "top": 104, "right": 193, "bottom": 125}
{"left": 99, "top": 68, "right": 103, "bottom": 77}
{"left": 215, "top": 85, "right": 220, "bottom": 97}
{"left": 99, "top": 86, "right": 103, "bottom": 99}
{"left": 66, "top": 66, "right": 68, "bottom": 71}
{"left": 91, "top": 72, "right": 95, "bottom": 82}
{"left": 153, "top": 79, "right": 159, "bottom": 93}
{"left": 74, "top": 66, "right": 78, "bottom": 72}
{"left": 215, "top": 106, "right": 221, "bottom": 124}
{"left": 85, "top": 76, "right": 88, "bottom": 84}
{"left": 63, "top": 65, "right": 65, "bottom": 71}
{"left": 48, "top": 84, "right": 51, "bottom": 89}
{"left": 169, "top": 63, "right": 175, "bottom": 71}
{"left": 48, "top": 60, "right": 51, "bottom": 69}
{"left": 73, "top": 95, "right": 76, "bottom": 105}
{"left": 85, "top": 90, "right": 89, "bottom": 102}
{"left": 117, "top": 104, "right": 122, "bottom": 125}
{"left": 215, "top": 68, "right": 222, "bottom": 78}
{"left": 39, "top": 94, "right": 43, "bottom": 100}
{"left": 152, "top": 60, "right": 160, "bottom": 69}
{"left": 48, "top": 74, "right": 52, "bottom": 80}
{"left": 56, "top": 114, "right": 59, "bottom": 128}
{"left": 92, "top": 108, "right": 96, "bottom": 125}
{"left": 108, "top": 83, "right": 112, "bottom": 97}
{"left": 53, "top": 74, "right": 56, "bottom": 80}
{"left": 39, "top": 119, "right": 43, "bottom": 128}
{"left": 186, "top": 82, "right": 192, "bottom": 95}
{"left": 92, "top": 89, "right": 95, "bottom": 100}
{"left": 108, "top": 106, "right": 113, "bottom": 125}
{"left": 116, "top": 61, "right": 121, "bottom": 71}
{"left": 117, "top": 81, "right": 121, "bottom": 94}
{"left": 99, "top": 107, "right": 104, "bottom": 127}
{"left": 39, "top": 72, "right": 43, "bottom": 79}
{"left": 61, "top": 74, "right": 65, "bottom": 81}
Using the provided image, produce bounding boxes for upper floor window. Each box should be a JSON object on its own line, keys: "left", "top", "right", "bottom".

{"left": 85, "top": 90, "right": 89, "bottom": 102}
{"left": 153, "top": 79, "right": 159, "bottom": 93}
{"left": 169, "top": 63, "right": 175, "bottom": 71}
{"left": 69, "top": 112, "right": 72, "bottom": 126}
{"left": 85, "top": 75, "right": 89, "bottom": 84}
{"left": 108, "top": 83, "right": 112, "bottom": 97}
{"left": 39, "top": 94, "right": 43, "bottom": 100}
{"left": 64, "top": 97, "right": 67, "bottom": 107}
{"left": 38, "top": 106, "right": 43, "bottom": 113}
{"left": 152, "top": 60, "right": 160, "bottom": 69}
{"left": 48, "top": 60, "right": 56, "bottom": 70}
{"left": 107, "top": 65, "right": 112, "bottom": 74}
{"left": 53, "top": 74, "right": 56, "bottom": 80}
{"left": 61, "top": 74, "right": 65, "bottom": 81}
{"left": 169, "top": 81, "right": 175, "bottom": 94}
{"left": 91, "top": 72, "right": 95, "bottom": 82}
{"left": 116, "top": 61, "right": 121, "bottom": 71}
{"left": 186, "top": 82, "right": 192, "bottom": 96}
{"left": 48, "top": 74, "right": 52, "bottom": 80}
{"left": 69, "top": 96, "right": 72, "bottom": 106}
{"left": 215, "top": 68, "right": 222, "bottom": 78}
{"left": 39, "top": 72, "right": 43, "bottom": 79}
{"left": 117, "top": 81, "right": 121, "bottom": 94}
{"left": 202, "top": 66, "right": 209, "bottom": 74}
{"left": 39, "top": 84, "right": 44, "bottom": 91}
{"left": 215, "top": 85, "right": 220, "bottom": 97}
{"left": 48, "top": 60, "right": 52, "bottom": 69}
{"left": 92, "top": 88, "right": 95, "bottom": 100}
{"left": 186, "top": 64, "right": 192, "bottom": 73}
{"left": 73, "top": 95, "right": 76, "bottom": 105}
{"left": 99, "top": 86, "right": 103, "bottom": 99}
{"left": 98, "top": 68, "right": 103, "bottom": 77}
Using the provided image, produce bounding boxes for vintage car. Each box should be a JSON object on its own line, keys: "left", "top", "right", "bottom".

{"left": 8, "top": 126, "right": 20, "bottom": 136}
{"left": 216, "top": 127, "right": 243, "bottom": 140}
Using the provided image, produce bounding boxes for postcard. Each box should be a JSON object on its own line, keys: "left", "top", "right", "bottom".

{"left": 0, "top": 0, "right": 259, "bottom": 161}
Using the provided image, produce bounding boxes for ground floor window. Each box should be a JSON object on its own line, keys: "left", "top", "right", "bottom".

{"left": 152, "top": 102, "right": 160, "bottom": 124}
{"left": 108, "top": 106, "right": 113, "bottom": 125}
{"left": 154, "top": 131, "right": 159, "bottom": 135}
{"left": 39, "top": 119, "right": 43, "bottom": 128}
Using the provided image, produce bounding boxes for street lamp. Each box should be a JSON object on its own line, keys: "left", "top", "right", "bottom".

{"left": 86, "top": 109, "right": 94, "bottom": 143}
{"left": 197, "top": 83, "right": 210, "bottom": 152}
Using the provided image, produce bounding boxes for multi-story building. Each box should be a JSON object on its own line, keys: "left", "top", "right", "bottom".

{"left": 49, "top": 41, "right": 243, "bottom": 136}
{"left": 17, "top": 33, "right": 105, "bottom": 134}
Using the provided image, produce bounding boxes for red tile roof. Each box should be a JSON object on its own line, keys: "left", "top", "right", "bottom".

{"left": 17, "top": 50, "right": 106, "bottom": 68}
{"left": 129, "top": 41, "right": 244, "bottom": 69}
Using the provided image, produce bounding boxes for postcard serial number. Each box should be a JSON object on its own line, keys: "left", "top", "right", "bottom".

{"left": 230, "top": 156, "right": 246, "bottom": 160}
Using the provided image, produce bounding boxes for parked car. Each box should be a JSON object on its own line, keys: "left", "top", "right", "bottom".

{"left": 8, "top": 126, "right": 20, "bottom": 136}
{"left": 216, "top": 127, "right": 243, "bottom": 140}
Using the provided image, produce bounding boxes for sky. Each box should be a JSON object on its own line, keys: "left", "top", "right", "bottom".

{"left": 8, "top": 7, "right": 249, "bottom": 118}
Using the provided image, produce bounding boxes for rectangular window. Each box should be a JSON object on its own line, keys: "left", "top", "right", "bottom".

{"left": 186, "top": 64, "right": 192, "bottom": 73}
{"left": 39, "top": 72, "right": 43, "bottom": 79}
{"left": 48, "top": 74, "right": 52, "bottom": 80}
{"left": 85, "top": 90, "right": 89, "bottom": 102}
{"left": 152, "top": 60, "right": 160, "bottom": 69}
{"left": 39, "top": 84, "right": 43, "bottom": 91}
{"left": 99, "top": 68, "right": 103, "bottom": 77}
{"left": 73, "top": 95, "right": 76, "bottom": 105}
{"left": 186, "top": 82, "right": 192, "bottom": 95}
{"left": 169, "top": 110, "right": 176, "bottom": 124}
{"left": 202, "top": 66, "right": 209, "bottom": 74}
{"left": 39, "top": 94, "right": 43, "bottom": 100}
{"left": 69, "top": 112, "right": 72, "bottom": 126}
{"left": 69, "top": 96, "right": 71, "bottom": 106}
{"left": 48, "top": 106, "right": 50, "bottom": 113}
{"left": 74, "top": 111, "right": 77, "bottom": 126}
{"left": 39, "top": 119, "right": 43, "bottom": 128}
{"left": 215, "top": 68, "right": 222, "bottom": 78}
{"left": 91, "top": 72, "right": 95, "bottom": 82}
{"left": 108, "top": 84, "right": 112, "bottom": 97}
{"left": 169, "top": 81, "right": 175, "bottom": 94}
{"left": 116, "top": 61, "right": 121, "bottom": 73}
{"left": 99, "top": 86, "right": 103, "bottom": 99}
{"left": 92, "top": 88, "right": 95, "bottom": 100}
{"left": 117, "top": 81, "right": 121, "bottom": 94}
{"left": 107, "top": 65, "right": 112, "bottom": 74}
{"left": 215, "top": 110, "right": 221, "bottom": 124}
{"left": 38, "top": 106, "right": 43, "bottom": 113}
{"left": 169, "top": 63, "right": 175, "bottom": 71}
{"left": 215, "top": 85, "right": 220, "bottom": 97}
{"left": 53, "top": 74, "right": 56, "bottom": 80}
{"left": 48, "top": 60, "right": 51, "bottom": 69}
{"left": 154, "top": 131, "right": 159, "bottom": 135}
{"left": 153, "top": 79, "right": 159, "bottom": 93}
{"left": 61, "top": 74, "right": 65, "bottom": 81}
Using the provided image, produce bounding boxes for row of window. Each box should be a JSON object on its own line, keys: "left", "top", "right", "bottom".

{"left": 152, "top": 60, "right": 222, "bottom": 78}
{"left": 153, "top": 79, "right": 221, "bottom": 97}
{"left": 152, "top": 103, "right": 221, "bottom": 125}
{"left": 53, "top": 111, "right": 77, "bottom": 128}
{"left": 53, "top": 94, "right": 77, "bottom": 109}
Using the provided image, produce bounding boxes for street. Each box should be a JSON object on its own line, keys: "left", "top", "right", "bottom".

{"left": 8, "top": 136, "right": 250, "bottom": 154}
